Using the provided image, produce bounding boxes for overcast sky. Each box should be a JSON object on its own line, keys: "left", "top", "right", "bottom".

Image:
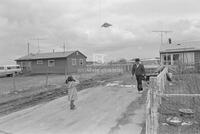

{"left": 1, "top": 0, "right": 200, "bottom": 64}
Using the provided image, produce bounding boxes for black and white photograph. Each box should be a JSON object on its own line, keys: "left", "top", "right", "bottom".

{"left": 0, "top": 0, "right": 200, "bottom": 134}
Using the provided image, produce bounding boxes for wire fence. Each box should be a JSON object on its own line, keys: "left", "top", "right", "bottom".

{"left": 0, "top": 64, "right": 134, "bottom": 96}
{"left": 167, "top": 62, "right": 200, "bottom": 74}
{"left": 0, "top": 74, "right": 65, "bottom": 95}
{"left": 0, "top": 62, "right": 163, "bottom": 98}
{"left": 78, "top": 63, "right": 160, "bottom": 76}
{"left": 0, "top": 72, "right": 98, "bottom": 96}
{"left": 146, "top": 66, "right": 200, "bottom": 134}
{"left": 77, "top": 64, "right": 132, "bottom": 74}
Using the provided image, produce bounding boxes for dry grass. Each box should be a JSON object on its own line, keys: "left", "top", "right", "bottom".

{"left": 158, "top": 65, "right": 200, "bottom": 134}
{"left": 0, "top": 73, "right": 96, "bottom": 95}
{"left": 0, "top": 72, "right": 123, "bottom": 116}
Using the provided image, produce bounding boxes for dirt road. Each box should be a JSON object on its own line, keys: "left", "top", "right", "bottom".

{"left": 0, "top": 83, "right": 145, "bottom": 134}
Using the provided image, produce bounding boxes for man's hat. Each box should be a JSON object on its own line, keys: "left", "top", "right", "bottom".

{"left": 135, "top": 58, "right": 140, "bottom": 62}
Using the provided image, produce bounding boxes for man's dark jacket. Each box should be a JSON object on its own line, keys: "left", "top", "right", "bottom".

{"left": 132, "top": 64, "right": 146, "bottom": 76}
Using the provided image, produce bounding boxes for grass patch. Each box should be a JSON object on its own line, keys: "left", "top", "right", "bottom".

{"left": 158, "top": 73, "right": 200, "bottom": 134}
{"left": 0, "top": 73, "right": 122, "bottom": 117}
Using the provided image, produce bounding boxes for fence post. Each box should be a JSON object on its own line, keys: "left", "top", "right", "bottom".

{"left": 12, "top": 73, "right": 16, "bottom": 92}
{"left": 146, "top": 89, "right": 151, "bottom": 134}
{"left": 147, "top": 67, "right": 168, "bottom": 134}
{"left": 46, "top": 67, "right": 49, "bottom": 87}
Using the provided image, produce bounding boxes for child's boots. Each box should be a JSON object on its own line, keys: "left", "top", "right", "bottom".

{"left": 70, "top": 100, "right": 76, "bottom": 110}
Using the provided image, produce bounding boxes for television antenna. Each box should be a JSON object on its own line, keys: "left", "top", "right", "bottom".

{"left": 30, "top": 37, "right": 46, "bottom": 53}
{"left": 152, "top": 30, "right": 173, "bottom": 45}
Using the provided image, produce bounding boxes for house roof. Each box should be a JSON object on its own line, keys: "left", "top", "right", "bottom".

{"left": 15, "top": 51, "right": 86, "bottom": 61}
{"left": 160, "top": 41, "right": 200, "bottom": 53}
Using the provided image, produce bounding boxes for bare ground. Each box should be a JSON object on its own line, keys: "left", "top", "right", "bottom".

{"left": 0, "top": 73, "right": 147, "bottom": 134}
{"left": 0, "top": 73, "right": 122, "bottom": 117}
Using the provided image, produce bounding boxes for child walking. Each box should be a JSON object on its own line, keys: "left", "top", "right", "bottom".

{"left": 65, "top": 76, "right": 79, "bottom": 110}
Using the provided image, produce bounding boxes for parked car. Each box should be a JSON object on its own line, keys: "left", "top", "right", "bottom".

{"left": 141, "top": 58, "right": 160, "bottom": 74}
{"left": 0, "top": 65, "right": 22, "bottom": 77}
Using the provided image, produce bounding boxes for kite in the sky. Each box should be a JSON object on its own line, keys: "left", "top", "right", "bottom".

{"left": 101, "top": 22, "right": 112, "bottom": 28}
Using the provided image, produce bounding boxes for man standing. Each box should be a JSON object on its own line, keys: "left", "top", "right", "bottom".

{"left": 131, "top": 58, "right": 146, "bottom": 93}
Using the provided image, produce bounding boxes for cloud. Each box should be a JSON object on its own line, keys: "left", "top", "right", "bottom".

{"left": 109, "top": 0, "right": 200, "bottom": 18}
{"left": 0, "top": 0, "right": 200, "bottom": 64}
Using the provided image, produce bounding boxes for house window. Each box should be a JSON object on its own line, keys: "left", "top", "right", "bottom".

{"left": 172, "top": 53, "right": 184, "bottom": 65}
{"left": 167, "top": 55, "right": 171, "bottom": 65}
{"left": 163, "top": 55, "right": 167, "bottom": 65}
{"left": 37, "top": 60, "right": 43, "bottom": 64}
{"left": 72, "top": 59, "right": 76, "bottom": 65}
{"left": 173, "top": 54, "right": 179, "bottom": 65}
{"left": 48, "top": 60, "right": 55, "bottom": 67}
{"left": 76, "top": 52, "right": 79, "bottom": 55}
{"left": 79, "top": 59, "right": 84, "bottom": 65}
{"left": 162, "top": 54, "right": 172, "bottom": 65}
{"left": 173, "top": 54, "right": 179, "bottom": 61}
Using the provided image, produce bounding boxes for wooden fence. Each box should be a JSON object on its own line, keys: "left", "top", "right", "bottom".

{"left": 146, "top": 66, "right": 168, "bottom": 134}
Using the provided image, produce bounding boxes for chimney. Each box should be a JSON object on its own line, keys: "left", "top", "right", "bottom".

{"left": 53, "top": 49, "right": 55, "bottom": 53}
{"left": 168, "top": 38, "right": 172, "bottom": 44}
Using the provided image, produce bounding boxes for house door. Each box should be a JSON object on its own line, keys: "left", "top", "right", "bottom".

{"left": 23, "top": 61, "right": 32, "bottom": 73}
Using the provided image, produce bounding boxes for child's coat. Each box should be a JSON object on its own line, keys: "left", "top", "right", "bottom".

{"left": 67, "top": 81, "right": 79, "bottom": 101}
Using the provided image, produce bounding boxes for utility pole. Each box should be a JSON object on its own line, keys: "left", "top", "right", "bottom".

{"left": 152, "top": 30, "right": 173, "bottom": 45}
{"left": 64, "top": 40, "right": 68, "bottom": 79}
{"left": 68, "top": 40, "right": 70, "bottom": 51}
{"left": 27, "top": 42, "right": 30, "bottom": 55}
{"left": 30, "top": 37, "right": 46, "bottom": 53}
{"left": 63, "top": 41, "right": 66, "bottom": 53}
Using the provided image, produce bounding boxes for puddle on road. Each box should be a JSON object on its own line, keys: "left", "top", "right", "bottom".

{"left": 66, "top": 120, "right": 79, "bottom": 127}
{"left": 106, "top": 82, "right": 136, "bottom": 88}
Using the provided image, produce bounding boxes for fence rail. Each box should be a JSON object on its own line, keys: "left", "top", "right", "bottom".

{"left": 146, "top": 67, "right": 168, "bottom": 134}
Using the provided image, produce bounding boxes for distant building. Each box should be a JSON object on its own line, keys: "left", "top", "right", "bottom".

{"left": 86, "top": 61, "right": 99, "bottom": 65}
{"left": 160, "top": 41, "right": 200, "bottom": 72}
{"left": 15, "top": 50, "right": 87, "bottom": 74}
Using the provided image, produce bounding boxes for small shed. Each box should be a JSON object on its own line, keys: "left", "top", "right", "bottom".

{"left": 160, "top": 42, "right": 200, "bottom": 72}
{"left": 15, "top": 50, "right": 87, "bottom": 74}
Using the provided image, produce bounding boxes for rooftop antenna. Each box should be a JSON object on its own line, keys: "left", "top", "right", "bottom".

{"left": 30, "top": 37, "right": 46, "bottom": 53}
{"left": 63, "top": 41, "right": 66, "bottom": 53}
{"left": 152, "top": 30, "right": 173, "bottom": 45}
{"left": 27, "top": 42, "right": 30, "bottom": 55}
{"left": 60, "top": 40, "right": 68, "bottom": 53}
